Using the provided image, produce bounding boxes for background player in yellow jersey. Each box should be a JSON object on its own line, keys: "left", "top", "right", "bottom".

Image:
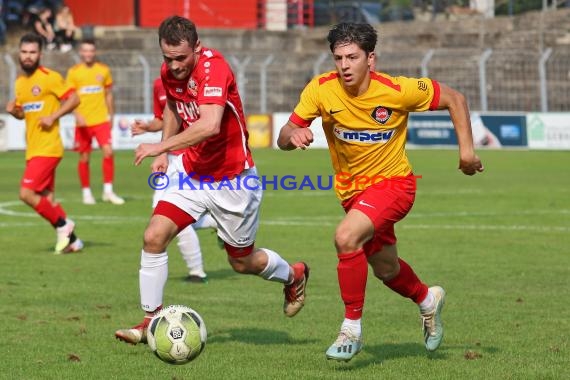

{"left": 278, "top": 23, "right": 484, "bottom": 361}
{"left": 66, "top": 38, "right": 124, "bottom": 205}
{"left": 5, "top": 33, "right": 83, "bottom": 254}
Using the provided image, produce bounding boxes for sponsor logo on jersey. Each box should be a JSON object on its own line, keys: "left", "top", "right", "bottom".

{"left": 31, "top": 85, "right": 41, "bottom": 96}
{"left": 418, "top": 80, "right": 428, "bottom": 92}
{"left": 176, "top": 100, "right": 200, "bottom": 123}
{"left": 204, "top": 86, "right": 222, "bottom": 97}
{"left": 371, "top": 106, "right": 392, "bottom": 124}
{"left": 22, "top": 101, "right": 44, "bottom": 112}
{"left": 333, "top": 126, "right": 394, "bottom": 144}
{"left": 188, "top": 77, "right": 198, "bottom": 97}
{"left": 79, "top": 85, "right": 103, "bottom": 94}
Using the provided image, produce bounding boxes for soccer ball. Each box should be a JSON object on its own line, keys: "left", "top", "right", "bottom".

{"left": 147, "top": 305, "right": 207, "bottom": 365}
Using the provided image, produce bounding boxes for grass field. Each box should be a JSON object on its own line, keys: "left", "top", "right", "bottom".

{"left": 0, "top": 148, "right": 568, "bottom": 380}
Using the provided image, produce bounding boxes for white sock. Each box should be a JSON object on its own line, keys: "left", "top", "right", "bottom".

{"left": 258, "top": 248, "right": 291, "bottom": 283}
{"left": 139, "top": 250, "right": 168, "bottom": 313}
{"left": 419, "top": 289, "right": 435, "bottom": 314}
{"left": 103, "top": 183, "right": 113, "bottom": 193}
{"left": 341, "top": 318, "right": 362, "bottom": 336}
{"left": 177, "top": 226, "right": 206, "bottom": 277}
{"left": 82, "top": 187, "right": 93, "bottom": 197}
{"left": 193, "top": 213, "right": 217, "bottom": 230}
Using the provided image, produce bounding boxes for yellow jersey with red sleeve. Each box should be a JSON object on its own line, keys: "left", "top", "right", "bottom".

{"left": 289, "top": 71, "right": 440, "bottom": 201}
{"left": 66, "top": 62, "right": 113, "bottom": 127}
{"left": 14, "top": 66, "right": 74, "bottom": 160}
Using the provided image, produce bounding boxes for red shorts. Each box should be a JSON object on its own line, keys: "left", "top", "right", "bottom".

{"left": 21, "top": 156, "right": 61, "bottom": 193}
{"left": 74, "top": 122, "right": 112, "bottom": 153}
{"left": 342, "top": 173, "right": 417, "bottom": 257}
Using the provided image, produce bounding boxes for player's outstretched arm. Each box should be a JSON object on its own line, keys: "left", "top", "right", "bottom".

{"left": 278, "top": 121, "right": 313, "bottom": 151}
{"left": 6, "top": 100, "right": 24, "bottom": 120}
{"left": 131, "top": 118, "right": 164, "bottom": 136}
{"left": 437, "top": 83, "right": 484, "bottom": 176}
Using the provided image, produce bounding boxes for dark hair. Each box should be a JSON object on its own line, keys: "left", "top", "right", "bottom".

{"left": 80, "top": 38, "right": 96, "bottom": 47}
{"left": 327, "top": 23, "right": 377, "bottom": 54}
{"left": 158, "top": 16, "right": 198, "bottom": 47}
{"left": 20, "top": 33, "right": 44, "bottom": 51}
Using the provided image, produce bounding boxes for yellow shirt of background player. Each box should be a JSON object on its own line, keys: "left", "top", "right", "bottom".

{"left": 15, "top": 66, "right": 74, "bottom": 160}
{"left": 66, "top": 62, "right": 113, "bottom": 127}
{"left": 291, "top": 71, "right": 440, "bottom": 201}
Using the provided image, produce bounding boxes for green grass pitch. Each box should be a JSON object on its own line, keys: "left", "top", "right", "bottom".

{"left": 0, "top": 148, "right": 568, "bottom": 379}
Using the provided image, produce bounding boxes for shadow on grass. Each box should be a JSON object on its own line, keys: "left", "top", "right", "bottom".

{"left": 175, "top": 268, "right": 237, "bottom": 282}
{"left": 209, "top": 327, "right": 318, "bottom": 346}
{"left": 329, "top": 342, "right": 500, "bottom": 370}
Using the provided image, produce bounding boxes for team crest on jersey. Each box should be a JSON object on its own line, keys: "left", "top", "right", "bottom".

{"left": 187, "top": 77, "right": 198, "bottom": 97}
{"left": 371, "top": 106, "right": 392, "bottom": 125}
{"left": 31, "top": 85, "right": 41, "bottom": 96}
{"left": 96, "top": 74, "right": 104, "bottom": 83}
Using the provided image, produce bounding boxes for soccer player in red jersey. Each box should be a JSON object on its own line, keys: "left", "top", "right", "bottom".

{"left": 131, "top": 76, "right": 218, "bottom": 283}
{"left": 278, "top": 23, "right": 484, "bottom": 361}
{"left": 6, "top": 33, "right": 83, "bottom": 254}
{"left": 115, "top": 16, "right": 309, "bottom": 345}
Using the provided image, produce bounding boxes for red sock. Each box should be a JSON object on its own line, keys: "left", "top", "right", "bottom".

{"left": 337, "top": 249, "right": 368, "bottom": 319}
{"left": 53, "top": 203, "right": 67, "bottom": 220}
{"left": 78, "top": 161, "right": 90, "bottom": 188}
{"left": 103, "top": 155, "right": 114, "bottom": 184}
{"left": 34, "top": 197, "right": 61, "bottom": 226}
{"left": 383, "top": 258, "right": 428, "bottom": 304}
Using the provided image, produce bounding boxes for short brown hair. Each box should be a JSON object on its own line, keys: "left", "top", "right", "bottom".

{"left": 158, "top": 16, "right": 198, "bottom": 47}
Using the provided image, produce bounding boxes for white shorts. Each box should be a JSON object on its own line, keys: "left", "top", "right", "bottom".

{"left": 159, "top": 154, "right": 262, "bottom": 248}
{"left": 152, "top": 154, "right": 184, "bottom": 208}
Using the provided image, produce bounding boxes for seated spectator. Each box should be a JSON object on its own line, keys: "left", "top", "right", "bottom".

{"left": 32, "top": 7, "right": 56, "bottom": 50}
{"left": 0, "top": 0, "right": 6, "bottom": 46}
{"left": 54, "top": 4, "right": 75, "bottom": 52}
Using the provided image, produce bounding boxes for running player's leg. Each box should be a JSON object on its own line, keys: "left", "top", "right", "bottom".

{"left": 115, "top": 201, "right": 189, "bottom": 344}
{"left": 364, "top": 175, "right": 445, "bottom": 352}
{"left": 209, "top": 169, "right": 309, "bottom": 317}
{"left": 75, "top": 126, "right": 95, "bottom": 204}
{"left": 95, "top": 122, "right": 124, "bottom": 204}
{"left": 325, "top": 209, "right": 371, "bottom": 361}
{"left": 19, "top": 157, "right": 79, "bottom": 253}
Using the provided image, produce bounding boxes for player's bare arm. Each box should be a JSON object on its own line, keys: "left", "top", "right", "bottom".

{"left": 131, "top": 118, "right": 164, "bottom": 136}
{"left": 160, "top": 103, "right": 224, "bottom": 152}
{"left": 39, "top": 91, "right": 80, "bottom": 129}
{"left": 105, "top": 87, "right": 115, "bottom": 125}
{"left": 437, "top": 83, "right": 484, "bottom": 176}
{"left": 277, "top": 121, "right": 314, "bottom": 150}
{"left": 6, "top": 100, "right": 24, "bottom": 120}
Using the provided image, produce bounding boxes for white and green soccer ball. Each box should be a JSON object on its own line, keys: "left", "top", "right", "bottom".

{"left": 147, "top": 305, "right": 207, "bottom": 365}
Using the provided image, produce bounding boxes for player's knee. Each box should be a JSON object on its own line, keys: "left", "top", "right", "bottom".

{"left": 334, "top": 227, "right": 359, "bottom": 252}
{"left": 227, "top": 256, "right": 250, "bottom": 274}
{"left": 143, "top": 226, "right": 168, "bottom": 252}
{"left": 19, "top": 188, "right": 33, "bottom": 204}
{"left": 373, "top": 261, "right": 399, "bottom": 281}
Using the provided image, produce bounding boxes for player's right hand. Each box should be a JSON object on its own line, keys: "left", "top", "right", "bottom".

{"left": 290, "top": 128, "right": 314, "bottom": 150}
{"left": 151, "top": 153, "right": 169, "bottom": 174}
{"left": 6, "top": 100, "right": 16, "bottom": 113}
{"left": 131, "top": 119, "right": 148, "bottom": 136}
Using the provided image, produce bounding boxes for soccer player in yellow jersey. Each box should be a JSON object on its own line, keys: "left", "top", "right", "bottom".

{"left": 278, "top": 23, "right": 484, "bottom": 361}
{"left": 5, "top": 33, "right": 83, "bottom": 254}
{"left": 66, "top": 38, "right": 124, "bottom": 205}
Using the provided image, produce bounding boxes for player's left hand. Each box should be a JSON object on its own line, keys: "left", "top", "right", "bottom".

{"left": 459, "top": 154, "right": 484, "bottom": 176}
{"left": 134, "top": 143, "right": 163, "bottom": 166}
{"left": 39, "top": 115, "right": 55, "bottom": 129}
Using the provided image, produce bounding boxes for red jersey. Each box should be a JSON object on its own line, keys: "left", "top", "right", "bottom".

{"left": 160, "top": 47, "right": 254, "bottom": 181}
{"left": 153, "top": 76, "right": 184, "bottom": 156}
{"left": 153, "top": 77, "right": 167, "bottom": 120}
